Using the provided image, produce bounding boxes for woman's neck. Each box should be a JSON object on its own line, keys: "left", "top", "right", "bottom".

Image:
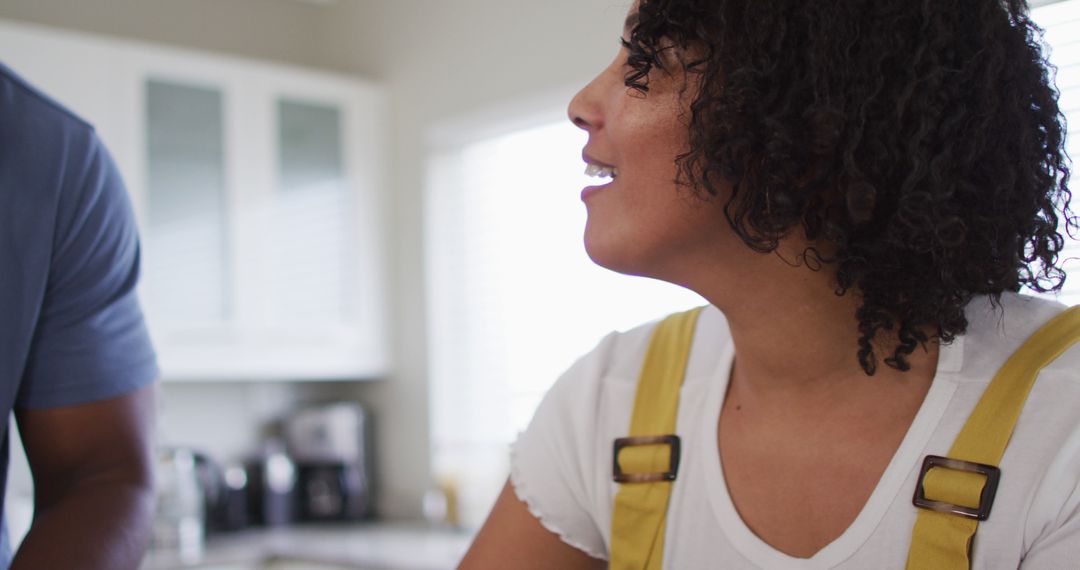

{"left": 688, "top": 247, "right": 939, "bottom": 405}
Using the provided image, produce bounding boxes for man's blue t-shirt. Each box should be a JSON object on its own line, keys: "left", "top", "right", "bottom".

{"left": 0, "top": 62, "right": 159, "bottom": 565}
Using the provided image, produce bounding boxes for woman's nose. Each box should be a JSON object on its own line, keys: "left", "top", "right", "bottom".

{"left": 568, "top": 73, "right": 605, "bottom": 132}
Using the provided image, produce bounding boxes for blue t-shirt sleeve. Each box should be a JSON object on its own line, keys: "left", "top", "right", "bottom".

{"left": 17, "top": 130, "right": 159, "bottom": 409}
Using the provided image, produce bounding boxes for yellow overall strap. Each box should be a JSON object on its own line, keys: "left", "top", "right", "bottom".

{"left": 906, "top": 305, "right": 1080, "bottom": 569}
{"left": 609, "top": 307, "right": 703, "bottom": 570}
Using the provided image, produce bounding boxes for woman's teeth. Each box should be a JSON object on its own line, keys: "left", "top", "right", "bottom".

{"left": 585, "top": 163, "right": 618, "bottom": 179}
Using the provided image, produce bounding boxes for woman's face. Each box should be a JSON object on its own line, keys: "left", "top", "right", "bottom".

{"left": 568, "top": 7, "right": 733, "bottom": 283}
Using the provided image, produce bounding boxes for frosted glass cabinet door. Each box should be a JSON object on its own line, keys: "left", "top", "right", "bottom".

{"left": 144, "top": 80, "right": 230, "bottom": 325}
{"left": 270, "top": 99, "right": 353, "bottom": 324}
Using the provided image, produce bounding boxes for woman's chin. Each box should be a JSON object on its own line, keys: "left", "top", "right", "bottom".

{"left": 584, "top": 239, "right": 628, "bottom": 274}
{"left": 583, "top": 236, "right": 651, "bottom": 278}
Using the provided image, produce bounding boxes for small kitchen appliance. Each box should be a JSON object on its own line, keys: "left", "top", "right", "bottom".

{"left": 284, "top": 402, "right": 375, "bottom": 521}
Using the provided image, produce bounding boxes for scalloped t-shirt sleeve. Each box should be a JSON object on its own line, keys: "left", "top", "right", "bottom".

{"left": 1020, "top": 411, "right": 1080, "bottom": 568}
{"left": 509, "top": 333, "right": 618, "bottom": 561}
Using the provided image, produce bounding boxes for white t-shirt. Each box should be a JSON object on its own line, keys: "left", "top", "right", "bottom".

{"left": 510, "top": 292, "right": 1080, "bottom": 569}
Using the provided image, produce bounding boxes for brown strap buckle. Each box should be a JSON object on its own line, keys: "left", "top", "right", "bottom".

{"left": 912, "top": 455, "right": 1001, "bottom": 521}
{"left": 612, "top": 435, "right": 681, "bottom": 483}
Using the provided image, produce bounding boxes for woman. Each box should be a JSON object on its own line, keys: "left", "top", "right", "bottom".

{"left": 461, "top": 0, "right": 1079, "bottom": 567}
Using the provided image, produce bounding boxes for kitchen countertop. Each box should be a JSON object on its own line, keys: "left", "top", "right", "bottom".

{"left": 142, "top": 523, "right": 475, "bottom": 570}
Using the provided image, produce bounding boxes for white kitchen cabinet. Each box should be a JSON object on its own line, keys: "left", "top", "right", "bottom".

{"left": 0, "top": 19, "right": 388, "bottom": 381}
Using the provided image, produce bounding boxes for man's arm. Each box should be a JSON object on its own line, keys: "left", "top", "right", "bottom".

{"left": 11, "top": 384, "right": 156, "bottom": 570}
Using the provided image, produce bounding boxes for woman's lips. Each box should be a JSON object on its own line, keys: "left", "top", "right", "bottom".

{"left": 581, "top": 152, "right": 617, "bottom": 202}
{"left": 581, "top": 178, "right": 614, "bottom": 202}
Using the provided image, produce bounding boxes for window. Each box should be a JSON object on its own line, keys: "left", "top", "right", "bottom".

{"left": 1032, "top": 0, "right": 1080, "bottom": 306}
{"left": 145, "top": 80, "right": 229, "bottom": 324}
{"left": 271, "top": 99, "right": 354, "bottom": 324}
{"left": 425, "top": 117, "right": 704, "bottom": 526}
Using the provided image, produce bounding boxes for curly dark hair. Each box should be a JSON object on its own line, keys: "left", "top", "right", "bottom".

{"left": 625, "top": 0, "right": 1075, "bottom": 374}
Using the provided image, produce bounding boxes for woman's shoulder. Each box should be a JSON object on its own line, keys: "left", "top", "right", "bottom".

{"left": 564, "top": 305, "right": 731, "bottom": 387}
{"left": 509, "top": 305, "right": 731, "bottom": 560}
{"left": 534, "top": 305, "right": 730, "bottom": 422}
{"left": 958, "top": 292, "right": 1080, "bottom": 384}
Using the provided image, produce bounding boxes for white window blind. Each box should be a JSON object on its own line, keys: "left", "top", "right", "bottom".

{"left": 269, "top": 99, "right": 354, "bottom": 324}
{"left": 1034, "top": 0, "right": 1080, "bottom": 306}
{"left": 144, "top": 80, "right": 230, "bottom": 325}
{"left": 144, "top": 89, "right": 355, "bottom": 329}
{"left": 425, "top": 118, "right": 705, "bottom": 526}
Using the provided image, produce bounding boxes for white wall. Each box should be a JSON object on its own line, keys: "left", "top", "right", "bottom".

{"left": 0, "top": 0, "right": 333, "bottom": 72}
{"left": 0, "top": 0, "right": 630, "bottom": 520}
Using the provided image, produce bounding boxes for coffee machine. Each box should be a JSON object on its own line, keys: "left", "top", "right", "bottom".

{"left": 283, "top": 402, "right": 374, "bottom": 521}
